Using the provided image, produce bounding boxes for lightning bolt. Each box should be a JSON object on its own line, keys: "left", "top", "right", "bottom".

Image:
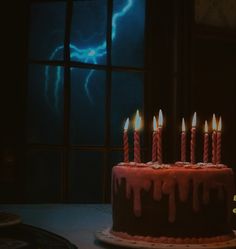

{"left": 45, "top": 0, "right": 133, "bottom": 110}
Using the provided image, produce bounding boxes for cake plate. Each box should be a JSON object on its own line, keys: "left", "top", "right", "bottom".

{"left": 95, "top": 228, "right": 236, "bottom": 249}
{"left": 0, "top": 212, "right": 21, "bottom": 227}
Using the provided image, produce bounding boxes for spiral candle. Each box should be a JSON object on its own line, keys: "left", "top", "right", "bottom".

{"left": 203, "top": 121, "right": 209, "bottom": 163}
{"left": 157, "top": 128, "right": 162, "bottom": 164}
{"left": 152, "top": 116, "right": 157, "bottom": 162}
{"left": 123, "top": 118, "right": 129, "bottom": 163}
{"left": 216, "top": 117, "right": 222, "bottom": 164}
{"left": 134, "top": 131, "right": 140, "bottom": 163}
{"left": 134, "top": 111, "right": 141, "bottom": 163}
{"left": 190, "top": 127, "right": 196, "bottom": 164}
{"left": 216, "top": 131, "right": 221, "bottom": 164}
{"left": 212, "top": 131, "right": 216, "bottom": 164}
{"left": 181, "top": 118, "right": 186, "bottom": 162}
{"left": 190, "top": 112, "right": 197, "bottom": 164}
{"left": 123, "top": 131, "right": 129, "bottom": 163}
{"left": 181, "top": 132, "right": 186, "bottom": 162}
{"left": 203, "top": 133, "right": 209, "bottom": 163}
{"left": 212, "top": 114, "right": 217, "bottom": 164}
{"left": 152, "top": 131, "right": 157, "bottom": 162}
{"left": 157, "top": 110, "right": 163, "bottom": 164}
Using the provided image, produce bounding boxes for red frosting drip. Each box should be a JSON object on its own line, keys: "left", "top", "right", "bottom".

{"left": 113, "top": 163, "right": 234, "bottom": 223}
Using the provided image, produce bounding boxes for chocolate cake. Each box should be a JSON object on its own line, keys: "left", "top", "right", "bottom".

{"left": 111, "top": 162, "right": 235, "bottom": 244}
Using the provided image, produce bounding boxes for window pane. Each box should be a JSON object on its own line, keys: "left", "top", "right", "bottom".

{"left": 111, "top": 72, "right": 144, "bottom": 146}
{"left": 69, "top": 151, "right": 104, "bottom": 202}
{"left": 70, "top": 0, "right": 107, "bottom": 65}
{"left": 70, "top": 68, "right": 105, "bottom": 145}
{"left": 29, "top": 2, "right": 66, "bottom": 60}
{"left": 27, "top": 64, "right": 64, "bottom": 144}
{"left": 112, "top": 0, "right": 145, "bottom": 67}
{"left": 25, "top": 150, "right": 62, "bottom": 202}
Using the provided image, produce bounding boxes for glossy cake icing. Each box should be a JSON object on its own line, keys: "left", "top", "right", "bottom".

{"left": 112, "top": 162, "right": 235, "bottom": 242}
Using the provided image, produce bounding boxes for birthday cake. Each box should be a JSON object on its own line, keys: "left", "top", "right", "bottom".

{"left": 110, "top": 111, "right": 235, "bottom": 244}
{"left": 111, "top": 162, "right": 235, "bottom": 244}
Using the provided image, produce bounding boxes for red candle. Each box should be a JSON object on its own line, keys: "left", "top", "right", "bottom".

{"left": 152, "top": 116, "right": 157, "bottom": 162}
{"left": 203, "top": 120, "right": 209, "bottom": 163}
{"left": 212, "top": 114, "right": 217, "bottom": 164}
{"left": 216, "top": 117, "right": 222, "bottom": 164}
{"left": 181, "top": 118, "right": 186, "bottom": 162}
{"left": 134, "top": 110, "right": 141, "bottom": 163}
{"left": 123, "top": 118, "right": 129, "bottom": 163}
{"left": 157, "top": 109, "right": 163, "bottom": 164}
{"left": 190, "top": 112, "right": 197, "bottom": 164}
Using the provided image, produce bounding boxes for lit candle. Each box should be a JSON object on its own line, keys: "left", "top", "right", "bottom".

{"left": 212, "top": 114, "right": 217, "bottom": 164}
{"left": 190, "top": 112, "right": 197, "bottom": 164}
{"left": 123, "top": 118, "right": 129, "bottom": 163}
{"left": 152, "top": 116, "right": 157, "bottom": 162}
{"left": 181, "top": 118, "right": 186, "bottom": 162}
{"left": 134, "top": 110, "right": 141, "bottom": 163}
{"left": 216, "top": 116, "right": 222, "bottom": 164}
{"left": 157, "top": 109, "right": 163, "bottom": 164}
{"left": 203, "top": 120, "right": 209, "bottom": 163}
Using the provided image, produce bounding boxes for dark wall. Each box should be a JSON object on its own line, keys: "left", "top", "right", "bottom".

{"left": 148, "top": 0, "right": 236, "bottom": 167}
{"left": 0, "top": 0, "right": 28, "bottom": 201}
{"left": 191, "top": 35, "right": 236, "bottom": 167}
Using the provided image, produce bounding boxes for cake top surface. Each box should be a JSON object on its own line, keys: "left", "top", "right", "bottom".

{"left": 116, "top": 161, "right": 230, "bottom": 171}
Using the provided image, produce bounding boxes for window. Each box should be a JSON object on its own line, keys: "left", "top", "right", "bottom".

{"left": 27, "top": 0, "right": 146, "bottom": 202}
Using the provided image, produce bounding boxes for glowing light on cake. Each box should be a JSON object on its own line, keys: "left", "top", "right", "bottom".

{"left": 203, "top": 120, "right": 209, "bottom": 163}
{"left": 123, "top": 118, "right": 130, "bottom": 163}
{"left": 212, "top": 114, "right": 217, "bottom": 164}
{"left": 181, "top": 118, "right": 186, "bottom": 162}
{"left": 192, "top": 112, "right": 197, "bottom": 127}
{"left": 134, "top": 110, "right": 141, "bottom": 131}
{"left": 153, "top": 116, "right": 157, "bottom": 131}
{"left": 190, "top": 112, "right": 197, "bottom": 164}
{"left": 212, "top": 114, "right": 217, "bottom": 130}
{"left": 152, "top": 116, "right": 157, "bottom": 162}
{"left": 182, "top": 118, "right": 186, "bottom": 132}
{"left": 134, "top": 110, "right": 141, "bottom": 163}
{"left": 158, "top": 109, "right": 163, "bottom": 127}
{"left": 124, "top": 118, "right": 129, "bottom": 130}
{"left": 216, "top": 116, "right": 222, "bottom": 164}
{"left": 157, "top": 109, "right": 163, "bottom": 164}
{"left": 44, "top": 0, "right": 134, "bottom": 110}
{"left": 217, "top": 116, "right": 222, "bottom": 131}
{"left": 204, "top": 120, "right": 208, "bottom": 132}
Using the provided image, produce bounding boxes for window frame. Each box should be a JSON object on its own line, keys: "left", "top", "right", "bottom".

{"left": 27, "top": 0, "right": 149, "bottom": 202}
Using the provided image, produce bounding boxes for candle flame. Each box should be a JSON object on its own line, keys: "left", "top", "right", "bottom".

{"left": 158, "top": 109, "right": 163, "bottom": 127}
{"left": 153, "top": 116, "right": 157, "bottom": 131}
{"left": 182, "top": 118, "right": 186, "bottom": 132}
{"left": 217, "top": 116, "right": 222, "bottom": 131}
{"left": 204, "top": 120, "right": 208, "bottom": 133}
{"left": 212, "top": 114, "right": 217, "bottom": 131}
{"left": 192, "top": 112, "right": 197, "bottom": 127}
{"left": 134, "top": 110, "right": 141, "bottom": 131}
{"left": 124, "top": 118, "right": 129, "bottom": 131}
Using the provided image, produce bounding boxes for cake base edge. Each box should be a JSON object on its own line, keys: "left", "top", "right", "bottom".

{"left": 95, "top": 228, "right": 236, "bottom": 249}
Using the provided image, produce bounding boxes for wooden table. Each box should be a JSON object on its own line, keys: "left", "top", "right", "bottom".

{"left": 0, "top": 204, "right": 112, "bottom": 249}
